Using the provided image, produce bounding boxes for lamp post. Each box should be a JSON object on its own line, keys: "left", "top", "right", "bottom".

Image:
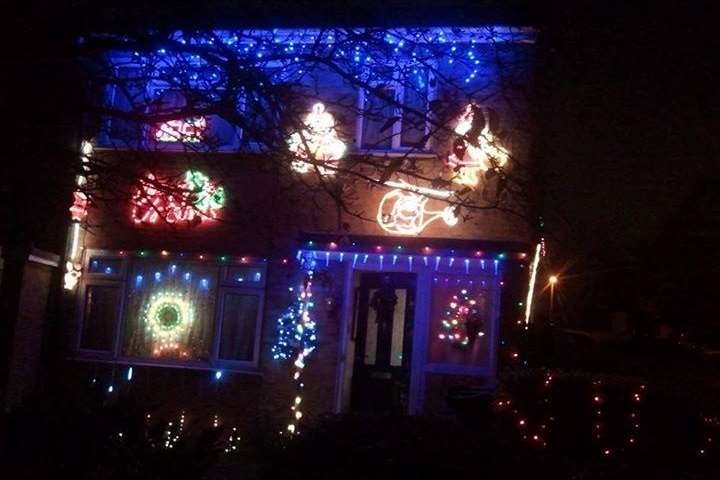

{"left": 548, "top": 275, "right": 558, "bottom": 325}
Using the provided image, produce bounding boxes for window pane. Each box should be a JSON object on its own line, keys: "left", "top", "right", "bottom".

{"left": 401, "top": 72, "right": 428, "bottom": 147}
{"left": 80, "top": 285, "right": 120, "bottom": 351}
{"left": 108, "top": 66, "right": 144, "bottom": 144}
{"left": 427, "top": 275, "right": 491, "bottom": 367}
{"left": 363, "top": 288, "right": 379, "bottom": 365}
{"left": 219, "top": 293, "right": 260, "bottom": 362}
{"left": 361, "top": 88, "right": 395, "bottom": 149}
{"left": 122, "top": 260, "right": 217, "bottom": 361}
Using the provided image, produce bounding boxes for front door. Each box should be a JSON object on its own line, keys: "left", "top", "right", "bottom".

{"left": 350, "top": 272, "right": 416, "bottom": 414}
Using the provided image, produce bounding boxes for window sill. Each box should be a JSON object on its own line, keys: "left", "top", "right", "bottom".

{"left": 72, "top": 354, "right": 263, "bottom": 376}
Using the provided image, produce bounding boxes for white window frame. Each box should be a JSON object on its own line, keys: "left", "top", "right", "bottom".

{"left": 74, "top": 248, "right": 266, "bottom": 373}
{"left": 99, "top": 63, "right": 241, "bottom": 152}
{"left": 355, "top": 68, "right": 437, "bottom": 154}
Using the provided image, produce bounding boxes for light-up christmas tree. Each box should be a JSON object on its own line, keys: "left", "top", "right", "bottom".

{"left": 438, "top": 288, "right": 485, "bottom": 347}
{"left": 271, "top": 256, "right": 318, "bottom": 435}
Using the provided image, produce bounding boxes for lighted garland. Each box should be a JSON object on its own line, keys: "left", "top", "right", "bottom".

{"left": 272, "top": 256, "right": 318, "bottom": 435}
{"left": 437, "top": 288, "right": 484, "bottom": 347}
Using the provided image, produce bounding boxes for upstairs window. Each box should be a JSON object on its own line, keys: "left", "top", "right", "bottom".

{"left": 101, "top": 69, "right": 239, "bottom": 150}
{"left": 358, "top": 69, "right": 436, "bottom": 152}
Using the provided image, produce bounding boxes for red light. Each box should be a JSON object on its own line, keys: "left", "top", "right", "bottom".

{"left": 329, "top": 242, "right": 337, "bottom": 249}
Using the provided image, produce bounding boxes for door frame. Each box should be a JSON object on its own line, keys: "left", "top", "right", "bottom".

{"left": 333, "top": 261, "right": 432, "bottom": 415}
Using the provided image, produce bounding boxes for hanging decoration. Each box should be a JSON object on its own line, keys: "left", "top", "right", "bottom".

{"left": 143, "top": 291, "right": 195, "bottom": 357}
{"left": 131, "top": 170, "right": 226, "bottom": 226}
{"left": 154, "top": 117, "right": 207, "bottom": 143}
{"left": 446, "top": 104, "right": 509, "bottom": 188}
{"left": 272, "top": 255, "right": 317, "bottom": 435}
{"left": 438, "top": 288, "right": 485, "bottom": 346}
{"left": 64, "top": 140, "right": 92, "bottom": 290}
{"left": 377, "top": 180, "right": 458, "bottom": 236}
{"left": 287, "top": 103, "right": 346, "bottom": 175}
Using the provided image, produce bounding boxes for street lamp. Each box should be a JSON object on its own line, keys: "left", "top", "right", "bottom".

{"left": 548, "top": 275, "right": 558, "bottom": 324}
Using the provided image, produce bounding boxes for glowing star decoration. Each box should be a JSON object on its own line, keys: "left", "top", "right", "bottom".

{"left": 154, "top": 117, "right": 207, "bottom": 143}
{"left": 143, "top": 292, "right": 194, "bottom": 357}
{"left": 377, "top": 180, "right": 458, "bottom": 236}
{"left": 438, "top": 288, "right": 485, "bottom": 347}
{"left": 446, "top": 104, "right": 509, "bottom": 187}
{"left": 287, "top": 103, "right": 346, "bottom": 175}
{"left": 131, "top": 170, "right": 225, "bottom": 226}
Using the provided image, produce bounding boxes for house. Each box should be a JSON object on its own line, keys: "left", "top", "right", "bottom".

{"left": 63, "top": 25, "right": 537, "bottom": 432}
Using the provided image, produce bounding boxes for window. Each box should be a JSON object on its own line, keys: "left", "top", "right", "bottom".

{"left": 76, "top": 250, "right": 266, "bottom": 370}
{"left": 357, "top": 69, "right": 437, "bottom": 152}
{"left": 425, "top": 272, "right": 500, "bottom": 375}
{"left": 101, "top": 69, "right": 240, "bottom": 150}
{"left": 79, "top": 285, "right": 122, "bottom": 352}
{"left": 217, "top": 291, "right": 261, "bottom": 362}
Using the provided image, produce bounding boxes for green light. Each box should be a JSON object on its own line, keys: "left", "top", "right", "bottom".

{"left": 185, "top": 170, "right": 226, "bottom": 213}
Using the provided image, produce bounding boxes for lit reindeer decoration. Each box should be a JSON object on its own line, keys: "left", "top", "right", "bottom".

{"left": 377, "top": 180, "right": 458, "bottom": 236}
{"left": 446, "top": 104, "right": 509, "bottom": 188}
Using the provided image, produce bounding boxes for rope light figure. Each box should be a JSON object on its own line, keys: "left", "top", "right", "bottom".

{"left": 287, "top": 103, "right": 346, "bottom": 175}
{"left": 447, "top": 104, "right": 509, "bottom": 188}
{"left": 131, "top": 170, "right": 225, "bottom": 226}
{"left": 377, "top": 180, "right": 458, "bottom": 236}
{"left": 154, "top": 117, "right": 207, "bottom": 143}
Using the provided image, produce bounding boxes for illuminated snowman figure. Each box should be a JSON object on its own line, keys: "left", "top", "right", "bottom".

{"left": 288, "top": 103, "right": 346, "bottom": 175}
{"left": 143, "top": 292, "right": 194, "bottom": 357}
{"left": 377, "top": 181, "right": 458, "bottom": 236}
{"left": 446, "top": 104, "right": 509, "bottom": 188}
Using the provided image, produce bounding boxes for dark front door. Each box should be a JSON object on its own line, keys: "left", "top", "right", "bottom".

{"left": 350, "top": 272, "right": 416, "bottom": 414}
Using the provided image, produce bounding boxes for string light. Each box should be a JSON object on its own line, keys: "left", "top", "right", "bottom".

{"left": 142, "top": 291, "right": 194, "bottom": 357}
{"left": 523, "top": 243, "right": 541, "bottom": 325}
{"left": 438, "top": 288, "right": 485, "bottom": 346}
{"left": 273, "top": 255, "right": 318, "bottom": 435}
